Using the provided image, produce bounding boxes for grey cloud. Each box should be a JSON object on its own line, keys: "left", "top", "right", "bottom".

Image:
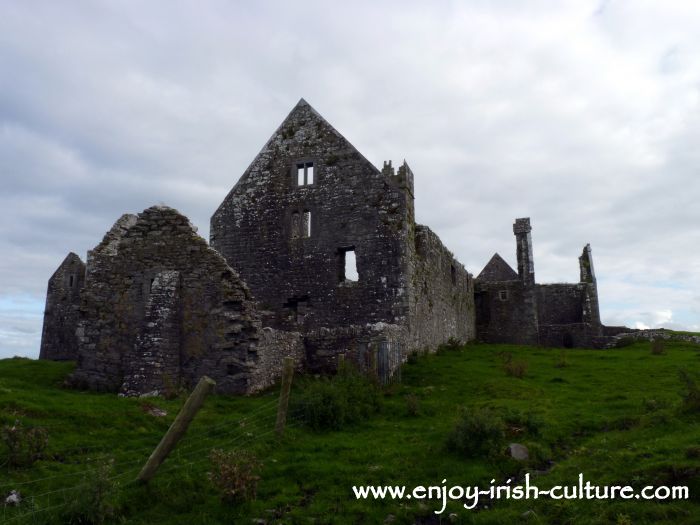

{"left": 1, "top": 0, "right": 699, "bottom": 357}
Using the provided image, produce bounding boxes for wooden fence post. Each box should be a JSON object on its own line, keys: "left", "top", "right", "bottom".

{"left": 137, "top": 375, "right": 216, "bottom": 483}
{"left": 275, "top": 357, "right": 295, "bottom": 437}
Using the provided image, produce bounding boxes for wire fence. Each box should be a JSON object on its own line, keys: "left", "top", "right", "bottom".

{"left": 1, "top": 390, "right": 299, "bottom": 525}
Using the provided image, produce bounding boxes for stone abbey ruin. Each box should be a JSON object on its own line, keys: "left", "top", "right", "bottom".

{"left": 40, "top": 99, "right": 622, "bottom": 396}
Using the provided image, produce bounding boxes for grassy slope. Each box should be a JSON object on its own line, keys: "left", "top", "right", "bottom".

{"left": 1, "top": 342, "right": 699, "bottom": 524}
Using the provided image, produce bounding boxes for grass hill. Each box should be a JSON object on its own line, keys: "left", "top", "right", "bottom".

{"left": 1, "top": 341, "right": 699, "bottom": 524}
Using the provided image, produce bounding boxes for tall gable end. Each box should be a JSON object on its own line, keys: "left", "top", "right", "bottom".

{"left": 477, "top": 253, "right": 518, "bottom": 282}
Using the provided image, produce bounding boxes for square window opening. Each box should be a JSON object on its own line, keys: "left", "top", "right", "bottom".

{"left": 499, "top": 290, "right": 509, "bottom": 301}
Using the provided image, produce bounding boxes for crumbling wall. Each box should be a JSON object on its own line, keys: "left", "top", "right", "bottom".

{"left": 304, "top": 323, "right": 407, "bottom": 380}
{"left": 250, "top": 328, "right": 305, "bottom": 390}
{"left": 406, "top": 225, "right": 475, "bottom": 353}
{"left": 39, "top": 253, "right": 85, "bottom": 361}
{"left": 70, "top": 206, "right": 270, "bottom": 395}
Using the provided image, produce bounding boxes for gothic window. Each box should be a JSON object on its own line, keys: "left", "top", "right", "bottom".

{"left": 296, "top": 162, "right": 314, "bottom": 186}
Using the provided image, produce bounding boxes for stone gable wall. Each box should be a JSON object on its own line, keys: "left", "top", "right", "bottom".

{"left": 39, "top": 253, "right": 86, "bottom": 361}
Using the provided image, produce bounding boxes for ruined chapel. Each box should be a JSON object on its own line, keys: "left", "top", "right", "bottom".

{"left": 39, "top": 99, "right": 617, "bottom": 396}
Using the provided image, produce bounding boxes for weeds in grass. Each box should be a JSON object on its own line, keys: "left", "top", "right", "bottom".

{"left": 405, "top": 393, "right": 420, "bottom": 416}
{"left": 60, "top": 460, "right": 118, "bottom": 525}
{"left": 679, "top": 370, "right": 700, "bottom": 413}
{"left": 497, "top": 351, "right": 528, "bottom": 379}
{"left": 503, "top": 409, "right": 543, "bottom": 437}
{"left": 554, "top": 350, "right": 569, "bottom": 368}
{"left": 292, "top": 363, "right": 382, "bottom": 431}
{"left": 446, "top": 407, "right": 505, "bottom": 457}
{"left": 650, "top": 339, "right": 666, "bottom": 355}
{"left": 436, "top": 338, "right": 462, "bottom": 355}
{"left": 208, "top": 449, "right": 261, "bottom": 504}
{"left": 0, "top": 420, "right": 48, "bottom": 468}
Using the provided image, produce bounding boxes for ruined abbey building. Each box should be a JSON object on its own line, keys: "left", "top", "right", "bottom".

{"left": 474, "top": 218, "right": 608, "bottom": 349}
{"left": 40, "top": 99, "right": 474, "bottom": 396}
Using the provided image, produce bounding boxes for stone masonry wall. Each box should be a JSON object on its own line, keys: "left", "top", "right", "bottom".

{"left": 70, "top": 206, "right": 271, "bottom": 395}
{"left": 210, "top": 99, "right": 413, "bottom": 334}
{"left": 39, "top": 252, "right": 86, "bottom": 361}
{"left": 406, "top": 225, "right": 475, "bottom": 353}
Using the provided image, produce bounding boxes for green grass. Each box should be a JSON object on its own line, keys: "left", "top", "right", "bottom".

{"left": 1, "top": 342, "right": 699, "bottom": 524}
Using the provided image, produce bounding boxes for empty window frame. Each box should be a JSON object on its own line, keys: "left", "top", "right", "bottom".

{"left": 69, "top": 275, "right": 74, "bottom": 287}
{"left": 338, "top": 247, "right": 359, "bottom": 282}
{"left": 291, "top": 210, "right": 311, "bottom": 239}
{"left": 498, "top": 290, "right": 509, "bottom": 301}
{"left": 296, "top": 162, "right": 314, "bottom": 186}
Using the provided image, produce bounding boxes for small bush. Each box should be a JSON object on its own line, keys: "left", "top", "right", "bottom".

{"left": 60, "top": 460, "right": 118, "bottom": 525}
{"left": 685, "top": 446, "right": 700, "bottom": 459}
{"left": 503, "top": 359, "right": 528, "bottom": 379}
{"left": 208, "top": 449, "right": 261, "bottom": 504}
{"left": 554, "top": 350, "right": 569, "bottom": 368}
{"left": 503, "top": 409, "right": 543, "bottom": 437}
{"left": 292, "top": 364, "right": 382, "bottom": 431}
{"left": 446, "top": 407, "right": 505, "bottom": 457}
{"left": 436, "top": 338, "right": 462, "bottom": 354}
{"left": 1, "top": 420, "right": 48, "bottom": 468}
{"left": 650, "top": 339, "right": 666, "bottom": 355}
{"left": 405, "top": 393, "right": 420, "bottom": 417}
{"left": 679, "top": 370, "right": 700, "bottom": 413}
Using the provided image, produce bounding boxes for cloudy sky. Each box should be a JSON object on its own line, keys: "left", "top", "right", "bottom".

{"left": 1, "top": 0, "right": 699, "bottom": 358}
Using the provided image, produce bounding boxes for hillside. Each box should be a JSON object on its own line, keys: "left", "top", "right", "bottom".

{"left": 1, "top": 342, "right": 699, "bottom": 524}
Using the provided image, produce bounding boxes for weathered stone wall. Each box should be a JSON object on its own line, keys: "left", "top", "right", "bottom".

{"left": 536, "top": 284, "right": 584, "bottom": 324}
{"left": 406, "top": 225, "right": 475, "bottom": 353}
{"left": 211, "top": 99, "right": 413, "bottom": 334}
{"left": 304, "top": 323, "right": 408, "bottom": 380}
{"left": 70, "top": 206, "right": 271, "bottom": 395}
{"left": 604, "top": 328, "right": 700, "bottom": 348}
{"left": 250, "top": 327, "right": 305, "bottom": 390}
{"left": 474, "top": 280, "right": 539, "bottom": 345}
{"left": 39, "top": 253, "right": 86, "bottom": 361}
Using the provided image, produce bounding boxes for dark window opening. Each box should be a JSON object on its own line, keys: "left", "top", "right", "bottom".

{"left": 450, "top": 265, "right": 456, "bottom": 285}
{"left": 283, "top": 296, "right": 310, "bottom": 325}
{"left": 338, "top": 247, "right": 358, "bottom": 282}
{"left": 69, "top": 275, "right": 74, "bottom": 287}
{"left": 296, "top": 161, "right": 314, "bottom": 186}
{"left": 150, "top": 278, "right": 155, "bottom": 292}
{"left": 227, "top": 363, "right": 241, "bottom": 376}
{"left": 499, "top": 290, "right": 509, "bottom": 301}
{"left": 563, "top": 333, "right": 574, "bottom": 349}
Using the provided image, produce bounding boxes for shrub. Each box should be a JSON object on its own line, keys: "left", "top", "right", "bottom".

{"left": 292, "top": 363, "right": 382, "bottom": 431}
{"left": 436, "top": 338, "right": 462, "bottom": 354}
{"left": 1, "top": 420, "right": 48, "bottom": 468}
{"left": 650, "top": 339, "right": 666, "bottom": 355}
{"left": 679, "top": 370, "right": 700, "bottom": 413}
{"left": 554, "top": 350, "right": 569, "bottom": 369}
{"left": 503, "top": 359, "right": 528, "bottom": 379}
{"left": 208, "top": 449, "right": 261, "bottom": 504}
{"left": 503, "top": 409, "right": 543, "bottom": 437}
{"left": 446, "top": 407, "right": 505, "bottom": 457}
{"left": 405, "top": 393, "right": 420, "bottom": 417}
{"left": 60, "top": 460, "right": 118, "bottom": 525}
